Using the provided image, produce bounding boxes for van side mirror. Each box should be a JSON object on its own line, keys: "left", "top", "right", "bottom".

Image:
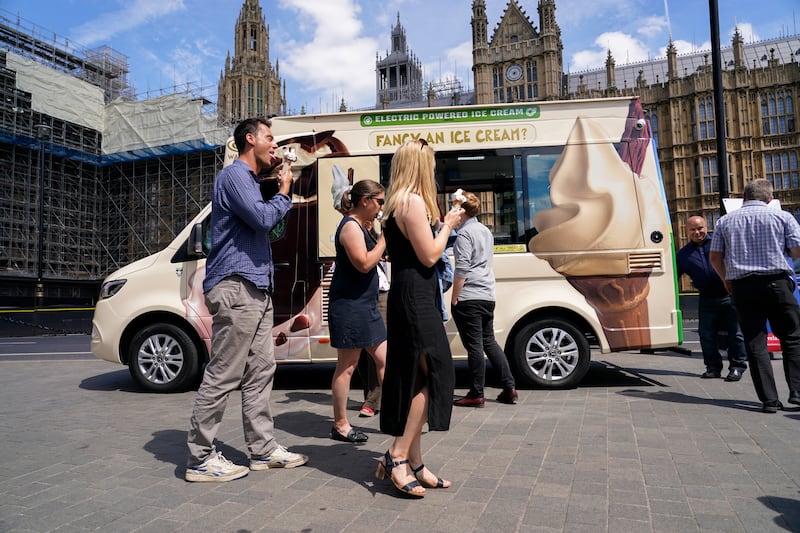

{"left": 188, "top": 223, "right": 205, "bottom": 257}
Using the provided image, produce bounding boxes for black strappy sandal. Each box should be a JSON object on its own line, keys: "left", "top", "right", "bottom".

{"left": 411, "top": 463, "right": 449, "bottom": 489}
{"left": 375, "top": 451, "right": 425, "bottom": 498}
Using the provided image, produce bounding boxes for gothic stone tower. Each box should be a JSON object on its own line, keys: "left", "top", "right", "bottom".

{"left": 472, "top": 0, "right": 564, "bottom": 105}
{"left": 376, "top": 13, "right": 424, "bottom": 108}
{"left": 217, "top": 0, "right": 285, "bottom": 123}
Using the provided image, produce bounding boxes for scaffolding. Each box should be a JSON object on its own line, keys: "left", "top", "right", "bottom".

{"left": 0, "top": 15, "right": 228, "bottom": 306}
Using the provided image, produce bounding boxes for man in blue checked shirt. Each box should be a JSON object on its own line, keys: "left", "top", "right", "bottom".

{"left": 185, "top": 118, "right": 307, "bottom": 482}
{"left": 710, "top": 179, "right": 800, "bottom": 413}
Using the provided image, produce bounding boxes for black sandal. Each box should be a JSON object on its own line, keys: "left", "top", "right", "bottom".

{"left": 330, "top": 426, "right": 368, "bottom": 443}
{"left": 411, "top": 463, "right": 448, "bottom": 489}
{"left": 375, "top": 451, "right": 425, "bottom": 498}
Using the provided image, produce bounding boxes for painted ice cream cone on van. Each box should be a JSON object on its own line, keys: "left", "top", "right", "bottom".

{"left": 529, "top": 107, "right": 660, "bottom": 350}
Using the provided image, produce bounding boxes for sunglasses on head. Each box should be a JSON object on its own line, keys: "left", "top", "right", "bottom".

{"left": 418, "top": 138, "right": 428, "bottom": 149}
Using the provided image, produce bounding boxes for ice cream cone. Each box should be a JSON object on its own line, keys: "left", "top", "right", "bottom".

{"left": 567, "top": 275, "right": 651, "bottom": 350}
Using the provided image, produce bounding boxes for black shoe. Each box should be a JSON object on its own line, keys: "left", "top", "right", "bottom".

{"left": 330, "top": 426, "right": 368, "bottom": 443}
{"left": 762, "top": 401, "right": 784, "bottom": 413}
{"left": 725, "top": 368, "right": 744, "bottom": 382}
{"left": 496, "top": 388, "right": 518, "bottom": 404}
{"left": 701, "top": 370, "right": 721, "bottom": 379}
{"left": 788, "top": 391, "right": 800, "bottom": 405}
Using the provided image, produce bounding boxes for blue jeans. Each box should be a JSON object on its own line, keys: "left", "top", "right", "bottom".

{"left": 698, "top": 294, "right": 747, "bottom": 373}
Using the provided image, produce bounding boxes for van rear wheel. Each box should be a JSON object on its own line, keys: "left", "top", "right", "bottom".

{"left": 128, "top": 324, "right": 199, "bottom": 392}
{"left": 511, "top": 318, "right": 590, "bottom": 389}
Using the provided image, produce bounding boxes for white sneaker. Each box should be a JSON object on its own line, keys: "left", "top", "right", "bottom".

{"left": 185, "top": 452, "right": 249, "bottom": 482}
{"left": 250, "top": 445, "right": 308, "bottom": 470}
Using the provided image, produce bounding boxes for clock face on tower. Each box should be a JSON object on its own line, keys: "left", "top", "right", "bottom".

{"left": 505, "top": 64, "right": 523, "bottom": 82}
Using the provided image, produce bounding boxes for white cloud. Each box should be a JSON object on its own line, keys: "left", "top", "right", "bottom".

{"left": 570, "top": 31, "right": 651, "bottom": 71}
{"left": 278, "top": 0, "right": 379, "bottom": 111}
{"left": 71, "top": 0, "right": 186, "bottom": 46}
{"left": 731, "top": 22, "right": 760, "bottom": 43}
{"left": 637, "top": 16, "right": 669, "bottom": 39}
{"left": 658, "top": 38, "right": 712, "bottom": 57}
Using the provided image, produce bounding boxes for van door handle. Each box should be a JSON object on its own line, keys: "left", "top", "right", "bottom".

{"left": 275, "top": 262, "right": 290, "bottom": 271}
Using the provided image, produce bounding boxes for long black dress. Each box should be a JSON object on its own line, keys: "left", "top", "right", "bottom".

{"left": 380, "top": 215, "right": 454, "bottom": 436}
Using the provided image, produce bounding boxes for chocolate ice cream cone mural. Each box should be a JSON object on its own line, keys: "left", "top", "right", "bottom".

{"left": 529, "top": 101, "right": 658, "bottom": 350}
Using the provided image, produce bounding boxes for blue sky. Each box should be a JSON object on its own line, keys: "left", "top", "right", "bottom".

{"left": 1, "top": 0, "right": 797, "bottom": 114}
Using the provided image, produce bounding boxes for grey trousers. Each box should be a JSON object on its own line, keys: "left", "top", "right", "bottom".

{"left": 187, "top": 276, "right": 277, "bottom": 466}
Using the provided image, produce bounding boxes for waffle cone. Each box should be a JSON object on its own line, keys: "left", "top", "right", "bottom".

{"left": 568, "top": 275, "right": 651, "bottom": 350}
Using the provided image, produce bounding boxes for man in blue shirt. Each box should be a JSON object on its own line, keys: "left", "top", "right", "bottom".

{"left": 186, "top": 118, "right": 307, "bottom": 482}
{"left": 710, "top": 179, "right": 800, "bottom": 413}
{"left": 676, "top": 216, "right": 747, "bottom": 381}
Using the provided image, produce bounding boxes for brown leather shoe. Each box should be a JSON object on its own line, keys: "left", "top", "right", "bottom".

{"left": 453, "top": 395, "right": 485, "bottom": 407}
{"left": 496, "top": 389, "right": 518, "bottom": 404}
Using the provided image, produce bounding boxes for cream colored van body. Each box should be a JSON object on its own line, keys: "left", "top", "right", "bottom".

{"left": 92, "top": 97, "right": 682, "bottom": 391}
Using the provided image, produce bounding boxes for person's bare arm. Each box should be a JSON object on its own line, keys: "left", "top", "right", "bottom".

{"left": 709, "top": 250, "right": 732, "bottom": 294}
{"left": 397, "top": 194, "right": 462, "bottom": 267}
{"left": 340, "top": 220, "right": 386, "bottom": 273}
{"left": 451, "top": 275, "right": 465, "bottom": 306}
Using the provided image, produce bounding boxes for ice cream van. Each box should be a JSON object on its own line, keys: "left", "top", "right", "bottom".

{"left": 91, "top": 96, "right": 683, "bottom": 392}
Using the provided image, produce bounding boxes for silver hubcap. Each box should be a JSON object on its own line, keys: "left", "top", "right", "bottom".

{"left": 525, "top": 327, "right": 579, "bottom": 382}
{"left": 137, "top": 334, "right": 184, "bottom": 385}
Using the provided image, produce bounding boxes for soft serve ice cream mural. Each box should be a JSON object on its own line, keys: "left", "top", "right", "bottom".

{"left": 528, "top": 100, "right": 668, "bottom": 350}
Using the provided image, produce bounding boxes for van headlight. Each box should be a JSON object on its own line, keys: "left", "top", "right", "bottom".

{"left": 99, "top": 279, "right": 127, "bottom": 299}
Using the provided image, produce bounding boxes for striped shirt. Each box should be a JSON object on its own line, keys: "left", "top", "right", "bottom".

{"left": 203, "top": 159, "right": 292, "bottom": 293}
{"left": 710, "top": 200, "right": 800, "bottom": 280}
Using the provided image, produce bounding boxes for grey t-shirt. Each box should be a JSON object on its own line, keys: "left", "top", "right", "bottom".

{"left": 452, "top": 216, "right": 495, "bottom": 302}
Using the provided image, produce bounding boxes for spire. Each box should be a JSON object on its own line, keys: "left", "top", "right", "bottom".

{"left": 605, "top": 50, "right": 616, "bottom": 90}
{"left": 732, "top": 27, "right": 745, "bottom": 68}
{"left": 666, "top": 39, "right": 678, "bottom": 81}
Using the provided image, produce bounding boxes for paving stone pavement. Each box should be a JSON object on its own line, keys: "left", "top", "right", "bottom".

{"left": 1, "top": 336, "right": 799, "bottom": 533}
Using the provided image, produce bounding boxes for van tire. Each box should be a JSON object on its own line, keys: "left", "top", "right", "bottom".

{"left": 510, "top": 318, "right": 590, "bottom": 389}
{"left": 128, "top": 324, "right": 199, "bottom": 393}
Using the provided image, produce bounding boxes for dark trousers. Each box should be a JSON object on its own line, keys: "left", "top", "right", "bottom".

{"left": 451, "top": 299, "right": 515, "bottom": 397}
{"left": 698, "top": 294, "right": 747, "bottom": 372}
{"left": 731, "top": 274, "right": 800, "bottom": 404}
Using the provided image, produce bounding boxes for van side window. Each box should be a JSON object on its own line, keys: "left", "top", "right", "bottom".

{"left": 520, "top": 148, "right": 561, "bottom": 240}
{"left": 433, "top": 147, "right": 561, "bottom": 246}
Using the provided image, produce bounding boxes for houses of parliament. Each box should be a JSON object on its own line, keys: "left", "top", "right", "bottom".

{"left": 219, "top": 0, "right": 798, "bottom": 276}
{"left": 0, "top": 0, "right": 796, "bottom": 304}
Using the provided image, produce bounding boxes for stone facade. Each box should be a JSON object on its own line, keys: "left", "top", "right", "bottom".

{"left": 217, "top": 0, "right": 285, "bottom": 123}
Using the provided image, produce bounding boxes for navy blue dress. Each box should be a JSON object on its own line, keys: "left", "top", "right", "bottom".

{"left": 380, "top": 216, "right": 454, "bottom": 436}
{"left": 328, "top": 217, "right": 387, "bottom": 349}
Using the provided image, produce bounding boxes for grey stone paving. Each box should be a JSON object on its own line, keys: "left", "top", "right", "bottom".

{"left": 1, "top": 338, "right": 798, "bottom": 532}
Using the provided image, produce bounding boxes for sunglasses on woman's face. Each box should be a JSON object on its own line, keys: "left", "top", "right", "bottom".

{"left": 373, "top": 197, "right": 385, "bottom": 206}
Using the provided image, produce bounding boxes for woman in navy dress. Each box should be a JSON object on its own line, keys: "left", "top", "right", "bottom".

{"left": 328, "top": 179, "right": 387, "bottom": 443}
{"left": 376, "top": 139, "right": 464, "bottom": 497}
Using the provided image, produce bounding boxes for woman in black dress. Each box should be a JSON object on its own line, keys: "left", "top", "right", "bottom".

{"left": 376, "top": 139, "right": 464, "bottom": 497}
{"left": 329, "top": 180, "right": 387, "bottom": 443}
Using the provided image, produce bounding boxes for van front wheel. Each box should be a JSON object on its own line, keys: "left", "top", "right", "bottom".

{"left": 511, "top": 319, "right": 590, "bottom": 389}
{"left": 128, "top": 324, "right": 199, "bottom": 393}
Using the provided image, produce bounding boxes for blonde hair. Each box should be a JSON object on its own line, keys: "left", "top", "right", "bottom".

{"left": 383, "top": 139, "right": 439, "bottom": 226}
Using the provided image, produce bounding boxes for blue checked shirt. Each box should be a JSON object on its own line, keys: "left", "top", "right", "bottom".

{"left": 710, "top": 200, "right": 800, "bottom": 280}
{"left": 203, "top": 159, "right": 292, "bottom": 293}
